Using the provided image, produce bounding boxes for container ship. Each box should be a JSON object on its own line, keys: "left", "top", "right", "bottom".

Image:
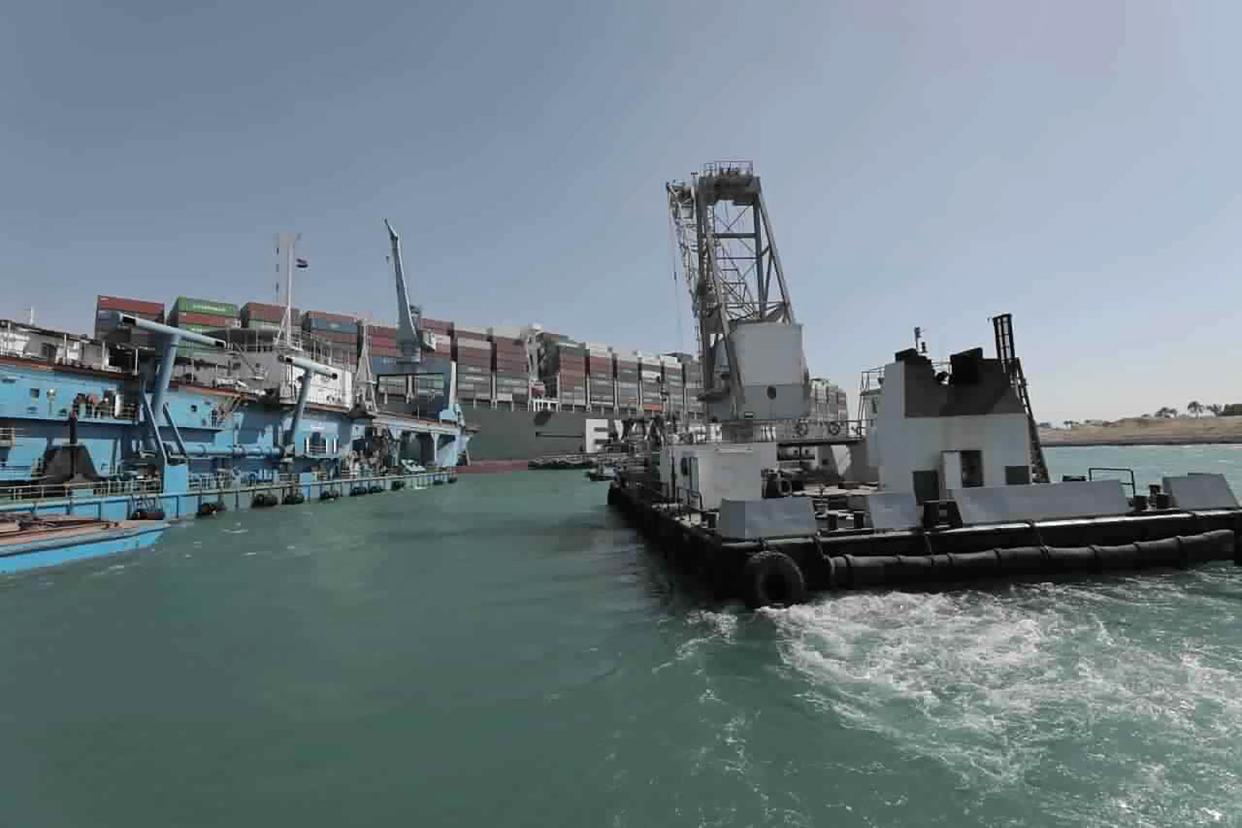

{"left": 94, "top": 307, "right": 851, "bottom": 467}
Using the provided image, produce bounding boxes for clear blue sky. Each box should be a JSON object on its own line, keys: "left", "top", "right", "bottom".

{"left": 5, "top": 1, "right": 1240, "bottom": 423}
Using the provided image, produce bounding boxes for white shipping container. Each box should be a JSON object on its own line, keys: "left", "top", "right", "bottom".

{"left": 487, "top": 325, "right": 522, "bottom": 339}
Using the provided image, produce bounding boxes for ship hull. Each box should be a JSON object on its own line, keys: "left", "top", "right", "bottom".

{"left": 0, "top": 520, "right": 167, "bottom": 575}
{"left": 463, "top": 406, "right": 611, "bottom": 461}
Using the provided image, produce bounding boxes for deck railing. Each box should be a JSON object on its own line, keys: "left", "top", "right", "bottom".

{"left": 685, "top": 418, "right": 867, "bottom": 445}
{"left": 0, "top": 476, "right": 162, "bottom": 503}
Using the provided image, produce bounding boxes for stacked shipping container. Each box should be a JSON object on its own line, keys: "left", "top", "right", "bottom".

{"left": 661, "top": 355, "right": 685, "bottom": 413}
{"left": 539, "top": 335, "right": 586, "bottom": 404}
{"left": 586, "top": 343, "right": 614, "bottom": 408}
{"left": 169, "top": 297, "right": 238, "bottom": 357}
{"left": 454, "top": 326, "right": 492, "bottom": 402}
{"left": 638, "top": 354, "right": 665, "bottom": 413}
{"left": 169, "top": 297, "right": 239, "bottom": 332}
{"left": 810, "top": 378, "right": 849, "bottom": 422}
{"left": 94, "top": 295, "right": 165, "bottom": 349}
{"left": 491, "top": 327, "right": 529, "bottom": 404}
{"left": 615, "top": 353, "right": 639, "bottom": 411}
{"left": 241, "top": 302, "right": 297, "bottom": 332}
{"left": 421, "top": 318, "right": 452, "bottom": 358}
{"left": 85, "top": 290, "right": 731, "bottom": 420}
{"left": 302, "top": 310, "right": 359, "bottom": 368}
{"left": 683, "top": 358, "right": 704, "bottom": 414}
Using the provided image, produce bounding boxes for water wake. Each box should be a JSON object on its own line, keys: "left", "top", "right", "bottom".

{"left": 766, "top": 572, "right": 1242, "bottom": 824}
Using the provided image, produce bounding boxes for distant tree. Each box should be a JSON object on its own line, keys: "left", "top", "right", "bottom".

{"left": 1223, "top": 403, "right": 1242, "bottom": 417}
{"left": 1188, "top": 401, "right": 1204, "bottom": 418}
{"left": 1154, "top": 406, "right": 1177, "bottom": 419}
{"left": 1037, "top": 421, "right": 1052, "bottom": 429}
{"left": 1208, "top": 403, "right": 1224, "bottom": 416}
{"left": 1062, "top": 420, "right": 1076, "bottom": 429}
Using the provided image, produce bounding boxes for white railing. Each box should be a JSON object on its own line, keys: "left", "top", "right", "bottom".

{"left": 0, "top": 476, "right": 162, "bottom": 503}
{"left": 680, "top": 418, "right": 867, "bottom": 445}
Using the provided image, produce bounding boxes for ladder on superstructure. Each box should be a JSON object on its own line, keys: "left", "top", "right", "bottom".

{"left": 992, "top": 313, "right": 1049, "bottom": 484}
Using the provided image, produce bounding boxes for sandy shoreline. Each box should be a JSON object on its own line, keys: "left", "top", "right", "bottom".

{"left": 1039, "top": 417, "right": 1242, "bottom": 448}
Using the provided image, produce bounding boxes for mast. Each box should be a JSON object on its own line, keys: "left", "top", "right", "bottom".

{"left": 275, "top": 232, "right": 299, "bottom": 347}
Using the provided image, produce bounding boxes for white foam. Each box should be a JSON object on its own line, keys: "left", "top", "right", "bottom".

{"left": 769, "top": 575, "right": 1242, "bottom": 821}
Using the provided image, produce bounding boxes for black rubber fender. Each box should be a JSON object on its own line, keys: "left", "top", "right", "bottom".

{"left": 1044, "top": 546, "right": 1097, "bottom": 572}
{"left": 743, "top": 550, "right": 808, "bottom": 609}
{"left": 946, "top": 550, "right": 1001, "bottom": 580}
{"left": 996, "top": 546, "right": 1045, "bottom": 575}
{"left": 282, "top": 492, "right": 305, "bottom": 505}
{"left": 842, "top": 555, "right": 900, "bottom": 588}
{"left": 890, "top": 555, "right": 935, "bottom": 583}
{"left": 1134, "top": 537, "right": 1181, "bottom": 568}
{"left": 196, "top": 502, "right": 216, "bottom": 518}
{"left": 1093, "top": 543, "right": 1139, "bottom": 571}
{"left": 1178, "top": 529, "right": 1234, "bottom": 565}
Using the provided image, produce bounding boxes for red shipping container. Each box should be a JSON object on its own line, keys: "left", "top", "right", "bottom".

{"left": 97, "top": 295, "right": 165, "bottom": 317}
{"left": 242, "top": 301, "right": 296, "bottom": 322}
{"left": 174, "top": 311, "right": 236, "bottom": 328}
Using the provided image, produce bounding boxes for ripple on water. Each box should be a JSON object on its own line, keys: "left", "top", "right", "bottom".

{"left": 765, "top": 571, "right": 1242, "bottom": 825}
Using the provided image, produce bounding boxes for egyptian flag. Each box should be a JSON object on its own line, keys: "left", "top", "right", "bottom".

{"left": 296, "top": 257, "right": 309, "bottom": 269}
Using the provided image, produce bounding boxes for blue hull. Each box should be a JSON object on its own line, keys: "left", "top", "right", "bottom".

{"left": 0, "top": 521, "right": 168, "bottom": 575}
{"left": 0, "top": 470, "right": 456, "bottom": 522}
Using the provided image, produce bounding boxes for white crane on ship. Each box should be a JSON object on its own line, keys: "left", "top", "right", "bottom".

{"left": 666, "top": 162, "right": 810, "bottom": 430}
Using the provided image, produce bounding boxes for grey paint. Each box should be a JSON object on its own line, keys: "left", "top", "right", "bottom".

{"left": 952, "top": 480, "right": 1129, "bottom": 525}
{"left": 865, "top": 491, "right": 921, "bottom": 530}
{"left": 1163, "top": 474, "right": 1240, "bottom": 510}
{"left": 718, "top": 496, "right": 817, "bottom": 540}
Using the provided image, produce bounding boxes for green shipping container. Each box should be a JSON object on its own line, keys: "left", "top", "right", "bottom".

{"left": 174, "top": 296, "right": 239, "bottom": 318}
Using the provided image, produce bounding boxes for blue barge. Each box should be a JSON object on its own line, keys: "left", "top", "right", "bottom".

{"left": 0, "top": 325, "right": 466, "bottom": 524}
{"left": 0, "top": 514, "right": 169, "bottom": 575}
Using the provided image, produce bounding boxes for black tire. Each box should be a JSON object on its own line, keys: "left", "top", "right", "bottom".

{"left": 827, "top": 421, "right": 842, "bottom": 436}
{"left": 743, "top": 551, "right": 808, "bottom": 609}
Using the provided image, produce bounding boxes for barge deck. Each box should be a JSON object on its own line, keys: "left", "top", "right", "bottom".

{"left": 609, "top": 479, "right": 1242, "bottom": 607}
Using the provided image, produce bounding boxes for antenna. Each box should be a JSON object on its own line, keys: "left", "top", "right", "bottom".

{"left": 275, "top": 232, "right": 299, "bottom": 347}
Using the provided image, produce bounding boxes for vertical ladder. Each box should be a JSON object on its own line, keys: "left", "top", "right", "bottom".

{"left": 992, "top": 314, "right": 1049, "bottom": 484}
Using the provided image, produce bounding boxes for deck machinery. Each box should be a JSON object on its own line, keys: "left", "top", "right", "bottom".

{"left": 609, "top": 162, "right": 1242, "bottom": 608}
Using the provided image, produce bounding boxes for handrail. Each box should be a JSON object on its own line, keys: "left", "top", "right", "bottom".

{"left": 0, "top": 476, "right": 162, "bottom": 503}
{"left": 1088, "top": 467, "right": 1137, "bottom": 497}
{"left": 684, "top": 418, "right": 867, "bottom": 445}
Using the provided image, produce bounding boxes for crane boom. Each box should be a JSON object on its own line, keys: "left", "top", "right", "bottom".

{"left": 666, "top": 162, "right": 808, "bottom": 425}
{"left": 384, "top": 219, "right": 421, "bottom": 364}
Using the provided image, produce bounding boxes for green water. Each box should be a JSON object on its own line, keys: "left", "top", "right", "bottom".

{"left": 2, "top": 447, "right": 1242, "bottom": 826}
